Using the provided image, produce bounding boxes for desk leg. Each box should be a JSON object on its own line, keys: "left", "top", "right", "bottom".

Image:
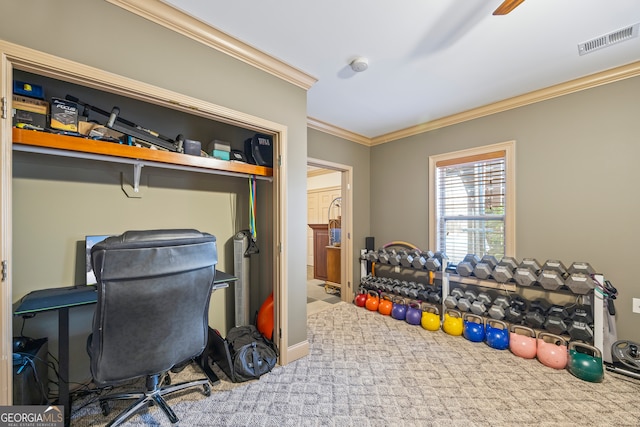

{"left": 58, "top": 307, "right": 70, "bottom": 427}
{"left": 196, "top": 327, "right": 220, "bottom": 386}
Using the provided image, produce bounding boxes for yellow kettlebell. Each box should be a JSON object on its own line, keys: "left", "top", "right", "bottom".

{"left": 420, "top": 303, "right": 441, "bottom": 331}
{"left": 442, "top": 308, "right": 463, "bottom": 336}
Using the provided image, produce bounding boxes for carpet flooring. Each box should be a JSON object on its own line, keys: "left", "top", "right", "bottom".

{"left": 71, "top": 302, "right": 640, "bottom": 426}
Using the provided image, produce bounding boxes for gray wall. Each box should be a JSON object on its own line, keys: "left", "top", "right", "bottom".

{"left": 308, "top": 129, "right": 371, "bottom": 290}
{"left": 2, "top": 0, "right": 309, "bottom": 382}
{"left": 371, "top": 75, "right": 640, "bottom": 342}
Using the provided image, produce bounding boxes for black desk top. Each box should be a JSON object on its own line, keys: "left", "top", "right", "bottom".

{"left": 13, "top": 269, "right": 236, "bottom": 316}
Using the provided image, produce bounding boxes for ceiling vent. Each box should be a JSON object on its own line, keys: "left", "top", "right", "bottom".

{"left": 578, "top": 23, "right": 639, "bottom": 56}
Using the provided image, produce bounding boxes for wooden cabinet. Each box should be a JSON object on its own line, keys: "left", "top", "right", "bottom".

{"left": 326, "top": 246, "right": 341, "bottom": 285}
{"left": 309, "top": 224, "right": 329, "bottom": 280}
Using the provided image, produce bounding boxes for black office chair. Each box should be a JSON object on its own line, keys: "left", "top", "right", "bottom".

{"left": 87, "top": 229, "right": 217, "bottom": 426}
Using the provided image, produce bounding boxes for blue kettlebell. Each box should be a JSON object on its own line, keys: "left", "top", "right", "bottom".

{"left": 485, "top": 319, "right": 509, "bottom": 350}
{"left": 391, "top": 297, "right": 407, "bottom": 321}
{"left": 463, "top": 313, "right": 485, "bottom": 342}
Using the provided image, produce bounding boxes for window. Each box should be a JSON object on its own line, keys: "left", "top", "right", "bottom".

{"left": 429, "top": 141, "right": 515, "bottom": 265}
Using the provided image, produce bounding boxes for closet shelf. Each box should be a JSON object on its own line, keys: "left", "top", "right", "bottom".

{"left": 12, "top": 128, "right": 273, "bottom": 180}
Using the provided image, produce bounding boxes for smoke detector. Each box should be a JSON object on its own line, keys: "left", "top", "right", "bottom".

{"left": 350, "top": 57, "right": 369, "bottom": 72}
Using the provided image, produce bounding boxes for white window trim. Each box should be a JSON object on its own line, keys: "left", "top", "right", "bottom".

{"left": 428, "top": 141, "right": 516, "bottom": 259}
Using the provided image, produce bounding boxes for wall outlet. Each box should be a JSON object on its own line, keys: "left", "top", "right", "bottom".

{"left": 633, "top": 298, "right": 640, "bottom": 314}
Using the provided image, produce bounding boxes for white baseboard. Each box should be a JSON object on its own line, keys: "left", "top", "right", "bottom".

{"left": 284, "top": 339, "right": 309, "bottom": 364}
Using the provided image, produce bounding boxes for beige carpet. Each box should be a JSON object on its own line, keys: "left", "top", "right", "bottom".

{"left": 71, "top": 302, "right": 640, "bottom": 426}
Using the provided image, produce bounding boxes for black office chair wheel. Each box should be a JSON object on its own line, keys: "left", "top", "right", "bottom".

{"left": 202, "top": 383, "right": 211, "bottom": 397}
{"left": 163, "top": 373, "right": 171, "bottom": 386}
{"left": 100, "top": 400, "right": 110, "bottom": 416}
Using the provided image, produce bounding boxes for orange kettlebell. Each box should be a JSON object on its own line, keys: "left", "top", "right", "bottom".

{"left": 365, "top": 290, "right": 380, "bottom": 311}
{"left": 378, "top": 294, "right": 393, "bottom": 316}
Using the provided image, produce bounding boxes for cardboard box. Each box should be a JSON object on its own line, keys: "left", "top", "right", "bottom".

{"left": 12, "top": 95, "right": 48, "bottom": 114}
{"left": 50, "top": 97, "right": 78, "bottom": 131}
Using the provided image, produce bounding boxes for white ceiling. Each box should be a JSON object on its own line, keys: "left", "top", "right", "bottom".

{"left": 162, "top": 0, "right": 640, "bottom": 139}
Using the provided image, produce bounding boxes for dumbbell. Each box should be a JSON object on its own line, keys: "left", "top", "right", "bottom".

{"left": 524, "top": 299, "right": 551, "bottom": 329}
{"left": 377, "top": 249, "right": 390, "bottom": 264}
{"left": 567, "top": 320, "right": 594, "bottom": 342}
{"left": 470, "top": 291, "right": 492, "bottom": 316}
{"left": 399, "top": 249, "right": 416, "bottom": 268}
{"left": 513, "top": 258, "right": 542, "bottom": 287}
{"left": 492, "top": 256, "right": 518, "bottom": 283}
{"left": 456, "top": 289, "right": 477, "bottom": 313}
{"left": 568, "top": 261, "right": 595, "bottom": 275}
{"left": 417, "top": 288, "right": 431, "bottom": 302}
{"left": 388, "top": 249, "right": 403, "bottom": 266}
{"left": 444, "top": 287, "right": 465, "bottom": 309}
{"left": 544, "top": 305, "right": 570, "bottom": 335}
{"left": 473, "top": 255, "right": 498, "bottom": 279}
{"left": 565, "top": 272, "right": 596, "bottom": 294}
{"left": 364, "top": 250, "right": 378, "bottom": 263}
{"left": 537, "top": 260, "right": 568, "bottom": 291}
{"left": 405, "top": 282, "right": 420, "bottom": 299}
{"left": 427, "top": 286, "right": 442, "bottom": 304}
{"left": 457, "top": 297, "right": 473, "bottom": 312}
{"left": 411, "top": 250, "right": 434, "bottom": 270}
{"left": 391, "top": 279, "right": 403, "bottom": 295}
{"left": 488, "top": 295, "right": 510, "bottom": 320}
{"left": 427, "top": 251, "right": 449, "bottom": 272}
{"left": 504, "top": 297, "right": 528, "bottom": 324}
{"left": 399, "top": 281, "right": 413, "bottom": 297}
{"left": 457, "top": 254, "right": 480, "bottom": 277}
{"left": 498, "top": 257, "right": 518, "bottom": 271}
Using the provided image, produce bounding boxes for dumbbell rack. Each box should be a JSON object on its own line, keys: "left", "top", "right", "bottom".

{"left": 439, "top": 271, "right": 605, "bottom": 356}
{"left": 358, "top": 251, "right": 605, "bottom": 356}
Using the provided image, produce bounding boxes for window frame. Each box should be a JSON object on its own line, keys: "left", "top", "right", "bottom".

{"left": 428, "top": 141, "right": 516, "bottom": 262}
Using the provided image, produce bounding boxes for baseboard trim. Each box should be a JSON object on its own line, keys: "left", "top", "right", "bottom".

{"left": 285, "top": 339, "right": 309, "bottom": 364}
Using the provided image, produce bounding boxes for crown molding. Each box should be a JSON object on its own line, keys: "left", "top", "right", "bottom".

{"left": 371, "top": 60, "right": 640, "bottom": 146}
{"left": 106, "top": 0, "right": 317, "bottom": 90}
{"left": 306, "top": 117, "right": 371, "bottom": 146}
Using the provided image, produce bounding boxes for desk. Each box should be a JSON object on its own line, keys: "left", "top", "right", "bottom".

{"left": 13, "top": 270, "right": 236, "bottom": 427}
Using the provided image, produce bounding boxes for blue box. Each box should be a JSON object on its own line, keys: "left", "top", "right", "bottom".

{"left": 212, "top": 149, "right": 230, "bottom": 161}
{"left": 13, "top": 81, "right": 44, "bottom": 99}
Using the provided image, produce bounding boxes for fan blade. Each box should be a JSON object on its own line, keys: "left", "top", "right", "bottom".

{"left": 493, "top": 0, "right": 525, "bottom": 15}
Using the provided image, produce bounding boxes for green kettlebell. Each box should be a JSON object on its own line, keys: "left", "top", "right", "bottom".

{"left": 567, "top": 342, "right": 604, "bottom": 383}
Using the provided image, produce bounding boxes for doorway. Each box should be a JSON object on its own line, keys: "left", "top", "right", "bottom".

{"left": 306, "top": 159, "right": 353, "bottom": 316}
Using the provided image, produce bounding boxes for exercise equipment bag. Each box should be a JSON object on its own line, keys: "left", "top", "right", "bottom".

{"left": 208, "top": 325, "right": 277, "bottom": 382}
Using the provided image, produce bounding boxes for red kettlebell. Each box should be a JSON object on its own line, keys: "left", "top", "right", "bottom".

{"left": 378, "top": 293, "right": 393, "bottom": 316}
{"left": 354, "top": 290, "right": 367, "bottom": 308}
{"left": 391, "top": 297, "right": 408, "bottom": 321}
{"left": 405, "top": 301, "right": 422, "bottom": 325}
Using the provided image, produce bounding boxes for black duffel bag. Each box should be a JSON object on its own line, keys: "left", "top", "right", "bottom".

{"left": 208, "top": 325, "right": 277, "bottom": 383}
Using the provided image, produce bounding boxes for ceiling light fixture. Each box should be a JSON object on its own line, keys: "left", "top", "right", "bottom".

{"left": 350, "top": 57, "right": 369, "bottom": 72}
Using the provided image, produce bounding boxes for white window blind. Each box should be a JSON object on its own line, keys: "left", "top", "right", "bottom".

{"left": 435, "top": 150, "right": 506, "bottom": 265}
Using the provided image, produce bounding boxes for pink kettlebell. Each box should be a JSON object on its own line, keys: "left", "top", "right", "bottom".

{"left": 536, "top": 332, "right": 568, "bottom": 369}
{"left": 509, "top": 325, "right": 537, "bottom": 359}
